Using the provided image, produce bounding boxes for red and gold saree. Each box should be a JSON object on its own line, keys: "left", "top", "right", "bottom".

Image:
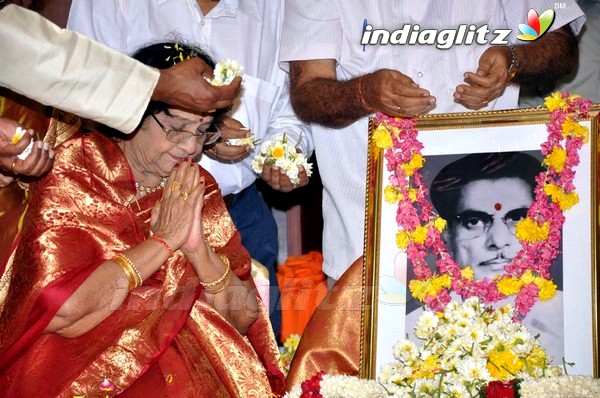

{"left": 0, "top": 131, "right": 285, "bottom": 397}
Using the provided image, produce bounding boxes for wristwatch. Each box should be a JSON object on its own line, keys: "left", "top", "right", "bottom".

{"left": 507, "top": 46, "right": 519, "bottom": 83}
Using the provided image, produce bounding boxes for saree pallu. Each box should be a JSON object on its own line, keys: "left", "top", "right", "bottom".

{"left": 0, "top": 131, "right": 285, "bottom": 397}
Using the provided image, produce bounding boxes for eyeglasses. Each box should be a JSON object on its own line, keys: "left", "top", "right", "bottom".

{"left": 452, "top": 208, "right": 529, "bottom": 239}
{"left": 151, "top": 113, "right": 220, "bottom": 146}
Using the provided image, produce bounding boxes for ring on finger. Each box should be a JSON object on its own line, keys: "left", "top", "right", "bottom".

{"left": 181, "top": 191, "right": 189, "bottom": 201}
{"left": 171, "top": 180, "right": 182, "bottom": 192}
{"left": 10, "top": 160, "right": 17, "bottom": 174}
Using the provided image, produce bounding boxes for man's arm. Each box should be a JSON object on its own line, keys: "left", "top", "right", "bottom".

{"left": 289, "top": 60, "right": 435, "bottom": 129}
{"left": 455, "top": 27, "right": 578, "bottom": 110}
{"left": 0, "top": 5, "right": 240, "bottom": 134}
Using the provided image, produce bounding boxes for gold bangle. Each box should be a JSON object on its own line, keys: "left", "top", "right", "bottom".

{"left": 199, "top": 253, "right": 231, "bottom": 288}
{"left": 114, "top": 253, "right": 142, "bottom": 290}
{"left": 204, "top": 268, "right": 233, "bottom": 294}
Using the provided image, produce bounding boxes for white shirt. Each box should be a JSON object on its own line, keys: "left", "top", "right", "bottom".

{"left": 280, "top": 0, "right": 585, "bottom": 280}
{"left": 68, "top": 0, "right": 312, "bottom": 195}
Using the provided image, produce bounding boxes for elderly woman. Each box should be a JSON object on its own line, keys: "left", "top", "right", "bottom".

{"left": 0, "top": 43, "right": 284, "bottom": 397}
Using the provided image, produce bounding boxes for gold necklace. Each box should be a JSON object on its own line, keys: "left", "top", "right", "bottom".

{"left": 135, "top": 178, "right": 167, "bottom": 197}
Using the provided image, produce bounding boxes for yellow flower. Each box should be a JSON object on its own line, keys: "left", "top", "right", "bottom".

{"left": 534, "top": 277, "right": 557, "bottom": 301}
{"left": 515, "top": 218, "right": 550, "bottom": 243}
{"left": 373, "top": 125, "right": 393, "bottom": 148}
{"left": 544, "top": 184, "right": 579, "bottom": 211}
{"left": 401, "top": 154, "right": 425, "bottom": 177}
{"left": 396, "top": 230, "right": 410, "bottom": 250}
{"left": 271, "top": 145, "right": 285, "bottom": 159}
{"left": 408, "top": 188, "right": 418, "bottom": 202}
{"left": 384, "top": 185, "right": 403, "bottom": 204}
{"left": 544, "top": 92, "right": 568, "bottom": 111}
{"left": 542, "top": 147, "right": 567, "bottom": 173}
{"left": 528, "top": 346, "right": 549, "bottom": 368}
{"left": 488, "top": 344, "right": 523, "bottom": 380}
{"left": 460, "top": 266, "right": 474, "bottom": 281}
{"left": 409, "top": 275, "right": 450, "bottom": 301}
{"left": 433, "top": 217, "right": 447, "bottom": 232}
{"left": 411, "top": 225, "right": 428, "bottom": 245}
{"left": 521, "top": 270, "right": 536, "bottom": 285}
{"left": 497, "top": 276, "right": 523, "bottom": 296}
{"left": 561, "top": 117, "right": 589, "bottom": 143}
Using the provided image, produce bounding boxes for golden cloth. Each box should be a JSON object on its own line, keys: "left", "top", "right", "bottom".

{"left": 0, "top": 131, "right": 285, "bottom": 397}
{"left": 285, "top": 258, "right": 363, "bottom": 390}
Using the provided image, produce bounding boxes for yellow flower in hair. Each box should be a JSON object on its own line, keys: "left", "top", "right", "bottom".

{"left": 497, "top": 276, "right": 523, "bottom": 296}
{"left": 396, "top": 230, "right": 410, "bottom": 250}
{"left": 460, "top": 266, "right": 474, "bottom": 281}
{"left": 544, "top": 92, "right": 568, "bottom": 111}
{"left": 373, "top": 125, "right": 393, "bottom": 148}
{"left": 561, "top": 117, "right": 589, "bottom": 143}
{"left": 542, "top": 147, "right": 567, "bottom": 173}
{"left": 534, "top": 277, "right": 557, "bottom": 301}
{"left": 515, "top": 218, "right": 550, "bottom": 243}
{"left": 384, "top": 185, "right": 403, "bottom": 204}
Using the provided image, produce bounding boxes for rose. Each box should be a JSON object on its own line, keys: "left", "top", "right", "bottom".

{"left": 483, "top": 380, "right": 515, "bottom": 398}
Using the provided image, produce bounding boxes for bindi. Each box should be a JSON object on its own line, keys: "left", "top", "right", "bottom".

{"left": 494, "top": 202, "right": 502, "bottom": 211}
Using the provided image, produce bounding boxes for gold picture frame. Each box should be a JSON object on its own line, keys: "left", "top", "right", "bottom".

{"left": 361, "top": 105, "right": 600, "bottom": 379}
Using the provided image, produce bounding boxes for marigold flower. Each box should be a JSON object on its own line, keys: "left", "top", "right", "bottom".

{"left": 544, "top": 92, "right": 568, "bottom": 111}
{"left": 460, "top": 266, "right": 474, "bottom": 281}
{"left": 373, "top": 125, "right": 393, "bottom": 148}
{"left": 544, "top": 184, "right": 579, "bottom": 211}
{"left": 396, "top": 230, "right": 410, "bottom": 250}
{"left": 515, "top": 218, "right": 550, "bottom": 243}
{"left": 542, "top": 146, "right": 567, "bottom": 173}
{"left": 561, "top": 117, "right": 589, "bottom": 143}
{"left": 534, "top": 277, "right": 557, "bottom": 301}
{"left": 433, "top": 217, "right": 447, "bottom": 232}
{"left": 402, "top": 154, "right": 425, "bottom": 176}
{"left": 497, "top": 276, "right": 523, "bottom": 296}
{"left": 411, "top": 225, "right": 428, "bottom": 244}
{"left": 384, "top": 185, "right": 402, "bottom": 204}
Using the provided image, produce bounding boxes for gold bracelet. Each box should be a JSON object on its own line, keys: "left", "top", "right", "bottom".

{"left": 114, "top": 253, "right": 142, "bottom": 290}
{"left": 199, "top": 253, "right": 231, "bottom": 288}
{"left": 204, "top": 268, "right": 233, "bottom": 294}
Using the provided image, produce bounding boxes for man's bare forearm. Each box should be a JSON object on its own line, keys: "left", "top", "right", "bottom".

{"left": 289, "top": 66, "right": 371, "bottom": 129}
{"left": 512, "top": 27, "right": 578, "bottom": 86}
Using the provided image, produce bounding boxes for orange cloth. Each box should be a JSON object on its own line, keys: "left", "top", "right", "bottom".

{"left": 0, "top": 131, "right": 285, "bottom": 397}
{"left": 285, "top": 258, "right": 364, "bottom": 391}
{"left": 277, "top": 251, "right": 328, "bottom": 341}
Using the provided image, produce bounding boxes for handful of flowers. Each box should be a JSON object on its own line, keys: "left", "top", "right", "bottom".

{"left": 378, "top": 297, "right": 558, "bottom": 397}
{"left": 208, "top": 59, "right": 243, "bottom": 86}
{"left": 251, "top": 133, "right": 313, "bottom": 185}
{"left": 12, "top": 126, "right": 33, "bottom": 160}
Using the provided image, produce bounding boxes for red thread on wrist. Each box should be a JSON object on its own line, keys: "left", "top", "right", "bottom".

{"left": 150, "top": 235, "right": 175, "bottom": 257}
{"left": 357, "top": 75, "right": 375, "bottom": 113}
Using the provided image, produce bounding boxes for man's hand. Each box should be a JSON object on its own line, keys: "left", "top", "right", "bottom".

{"left": 362, "top": 69, "right": 436, "bottom": 117}
{"left": 153, "top": 57, "right": 242, "bottom": 113}
{"left": 454, "top": 46, "right": 511, "bottom": 110}
{"left": 0, "top": 117, "right": 54, "bottom": 182}
{"left": 204, "top": 116, "right": 252, "bottom": 161}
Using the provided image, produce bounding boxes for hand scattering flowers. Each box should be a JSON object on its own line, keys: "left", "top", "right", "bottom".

{"left": 279, "top": 334, "right": 301, "bottom": 375}
{"left": 208, "top": 59, "right": 243, "bottom": 86}
{"left": 12, "top": 126, "right": 34, "bottom": 160}
{"left": 251, "top": 133, "right": 313, "bottom": 184}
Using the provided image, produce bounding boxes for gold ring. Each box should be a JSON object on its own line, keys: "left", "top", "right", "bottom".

{"left": 181, "top": 192, "right": 189, "bottom": 201}
{"left": 171, "top": 181, "right": 181, "bottom": 192}
{"left": 10, "top": 160, "right": 17, "bottom": 174}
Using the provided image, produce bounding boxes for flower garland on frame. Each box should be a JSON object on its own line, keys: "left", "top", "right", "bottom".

{"left": 373, "top": 92, "right": 592, "bottom": 318}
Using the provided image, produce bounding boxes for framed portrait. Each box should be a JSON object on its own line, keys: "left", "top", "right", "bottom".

{"left": 360, "top": 106, "right": 599, "bottom": 380}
